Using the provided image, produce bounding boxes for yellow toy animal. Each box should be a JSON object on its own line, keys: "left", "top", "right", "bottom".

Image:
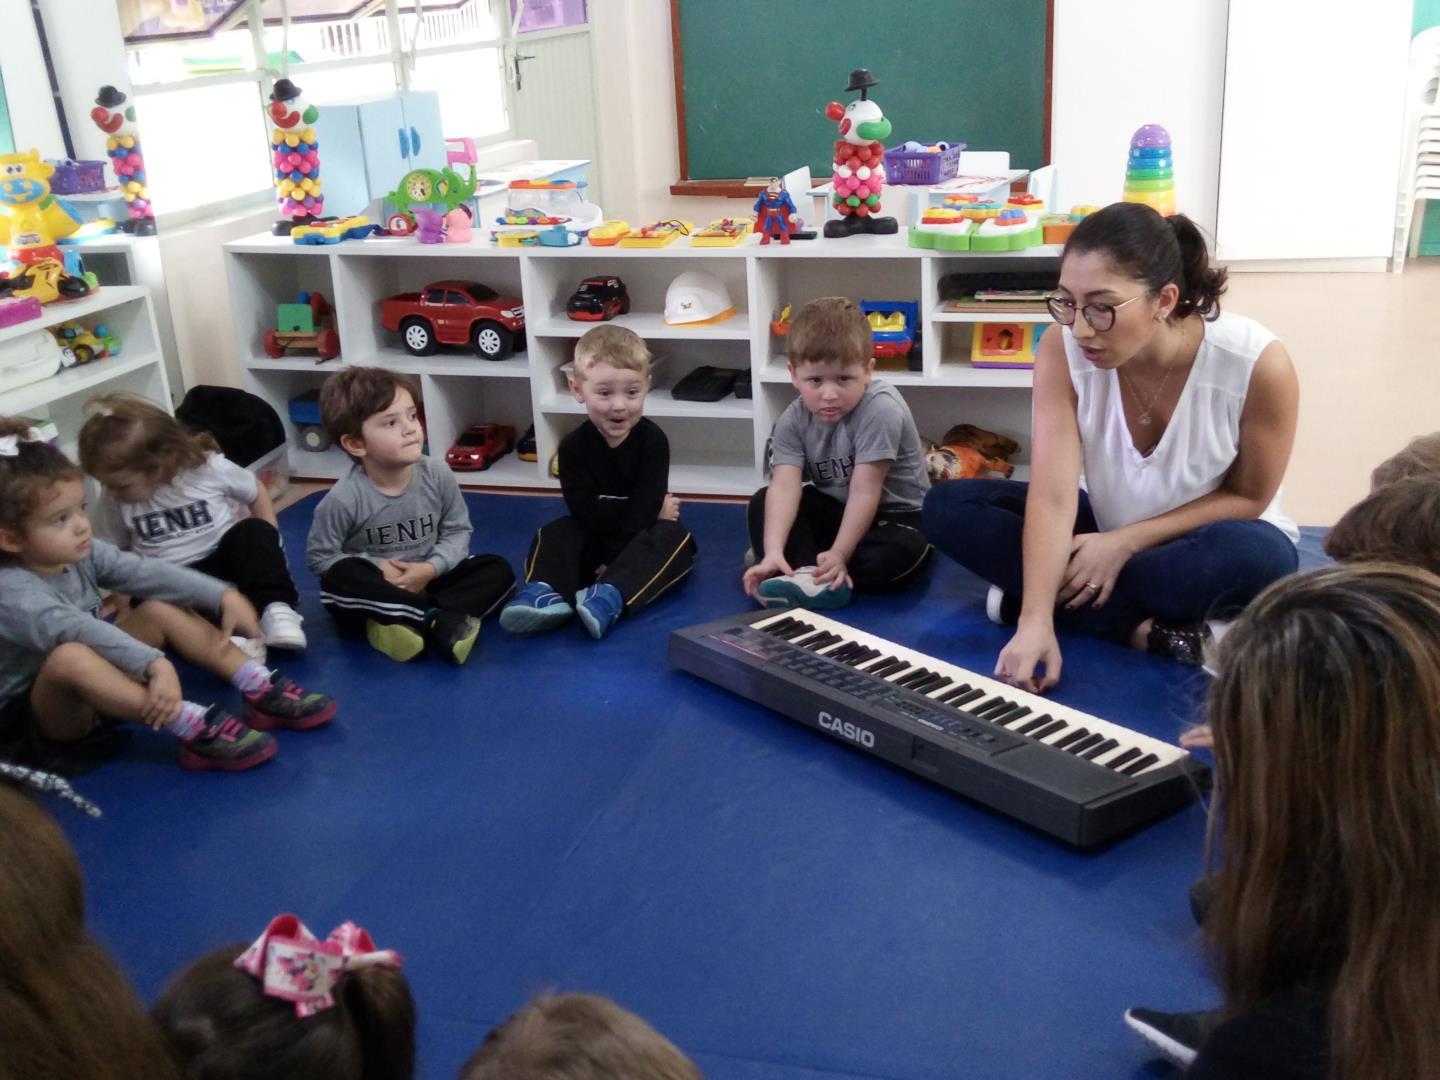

{"left": 0, "top": 150, "right": 94, "bottom": 304}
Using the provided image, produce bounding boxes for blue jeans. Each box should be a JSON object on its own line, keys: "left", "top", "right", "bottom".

{"left": 921, "top": 479, "right": 1299, "bottom": 641}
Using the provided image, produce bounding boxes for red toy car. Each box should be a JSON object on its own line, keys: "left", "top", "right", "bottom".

{"left": 381, "top": 280, "right": 526, "bottom": 361}
{"left": 446, "top": 423, "right": 517, "bottom": 471}
{"left": 566, "top": 275, "right": 630, "bottom": 321}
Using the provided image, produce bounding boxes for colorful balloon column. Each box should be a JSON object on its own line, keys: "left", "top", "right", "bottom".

{"left": 823, "top": 68, "right": 899, "bottom": 238}
{"left": 267, "top": 78, "right": 323, "bottom": 235}
{"left": 89, "top": 86, "right": 156, "bottom": 237}
{"left": 1122, "top": 124, "right": 1175, "bottom": 216}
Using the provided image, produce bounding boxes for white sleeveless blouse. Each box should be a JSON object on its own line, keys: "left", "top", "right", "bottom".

{"left": 1063, "top": 310, "right": 1299, "bottom": 543}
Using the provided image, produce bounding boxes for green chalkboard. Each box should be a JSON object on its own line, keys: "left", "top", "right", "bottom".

{"left": 675, "top": 0, "right": 1050, "bottom": 180}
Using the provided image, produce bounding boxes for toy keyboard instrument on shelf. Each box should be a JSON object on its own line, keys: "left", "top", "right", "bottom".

{"left": 668, "top": 610, "right": 1208, "bottom": 847}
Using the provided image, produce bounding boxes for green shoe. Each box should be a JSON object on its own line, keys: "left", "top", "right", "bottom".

{"left": 366, "top": 618, "right": 425, "bottom": 662}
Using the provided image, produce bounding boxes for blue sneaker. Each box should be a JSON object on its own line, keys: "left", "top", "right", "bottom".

{"left": 755, "top": 566, "right": 852, "bottom": 611}
{"left": 575, "top": 582, "right": 624, "bottom": 640}
{"left": 499, "top": 581, "right": 574, "bottom": 634}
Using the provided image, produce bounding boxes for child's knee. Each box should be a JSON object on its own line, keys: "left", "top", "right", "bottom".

{"left": 41, "top": 641, "right": 101, "bottom": 682}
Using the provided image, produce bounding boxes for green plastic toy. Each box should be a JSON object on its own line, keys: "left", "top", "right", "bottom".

{"left": 382, "top": 163, "right": 479, "bottom": 236}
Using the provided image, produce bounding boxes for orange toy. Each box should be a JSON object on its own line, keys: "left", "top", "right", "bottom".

{"left": 926, "top": 443, "right": 1015, "bottom": 482}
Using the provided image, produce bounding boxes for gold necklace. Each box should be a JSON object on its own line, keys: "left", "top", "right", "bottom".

{"left": 1120, "top": 321, "right": 1189, "bottom": 426}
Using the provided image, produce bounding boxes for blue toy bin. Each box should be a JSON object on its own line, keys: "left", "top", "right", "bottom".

{"left": 882, "top": 141, "right": 966, "bottom": 185}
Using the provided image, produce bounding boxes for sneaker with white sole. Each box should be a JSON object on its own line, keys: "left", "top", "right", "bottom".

{"left": 230, "top": 635, "right": 267, "bottom": 664}
{"left": 1123, "top": 1006, "right": 1222, "bottom": 1069}
{"left": 755, "top": 567, "right": 852, "bottom": 611}
{"left": 985, "top": 585, "right": 1020, "bottom": 627}
{"left": 576, "top": 582, "right": 624, "bottom": 640}
{"left": 260, "top": 602, "right": 307, "bottom": 651}
{"left": 499, "top": 581, "right": 574, "bottom": 634}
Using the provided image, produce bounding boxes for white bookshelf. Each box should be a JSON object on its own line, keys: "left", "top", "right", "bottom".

{"left": 0, "top": 285, "right": 171, "bottom": 451}
{"left": 225, "top": 232, "right": 1058, "bottom": 494}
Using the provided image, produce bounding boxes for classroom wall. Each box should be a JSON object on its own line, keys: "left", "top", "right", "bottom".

{"left": 1050, "top": 0, "right": 1226, "bottom": 236}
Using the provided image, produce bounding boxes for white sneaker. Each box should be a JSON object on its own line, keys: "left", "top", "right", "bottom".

{"left": 260, "top": 602, "right": 308, "bottom": 651}
{"left": 231, "top": 635, "right": 268, "bottom": 664}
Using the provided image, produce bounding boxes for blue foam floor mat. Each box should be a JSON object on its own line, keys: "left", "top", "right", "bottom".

{"left": 60, "top": 491, "right": 1331, "bottom": 1080}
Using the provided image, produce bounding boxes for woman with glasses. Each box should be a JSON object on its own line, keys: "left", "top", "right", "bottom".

{"left": 922, "top": 202, "right": 1299, "bottom": 692}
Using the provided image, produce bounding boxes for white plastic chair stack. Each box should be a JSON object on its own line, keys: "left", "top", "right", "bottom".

{"left": 1392, "top": 26, "right": 1440, "bottom": 272}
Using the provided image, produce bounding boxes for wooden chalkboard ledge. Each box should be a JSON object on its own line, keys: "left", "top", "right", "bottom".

{"left": 669, "top": 179, "right": 768, "bottom": 198}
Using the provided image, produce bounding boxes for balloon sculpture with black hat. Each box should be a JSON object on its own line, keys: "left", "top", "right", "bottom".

{"left": 823, "top": 68, "right": 898, "bottom": 239}
{"left": 89, "top": 85, "right": 156, "bottom": 237}
{"left": 267, "top": 78, "right": 324, "bottom": 236}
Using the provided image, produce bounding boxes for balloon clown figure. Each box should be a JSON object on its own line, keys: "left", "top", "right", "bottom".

{"left": 90, "top": 86, "right": 156, "bottom": 237}
{"left": 823, "top": 68, "right": 897, "bottom": 238}
{"left": 752, "top": 176, "right": 798, "bottom": 245}
{"left": 267, "top": 78, "right": 323, "bottom": 236}
{"left": 0, "top": 150, "right": 96, "bottom": 304}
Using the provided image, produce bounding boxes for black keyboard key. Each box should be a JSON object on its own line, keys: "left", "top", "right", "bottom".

{"left": 1120, "top": 753, "right": 1159, "bottom": 776}
{"left": 1067, "top": 733, "right": 1104, "bottom": 755}
{"left": 1106, "top": 747, "right": 1141, "bottom": 771}
{"left": 973, "top": 696, "right": 1009, "bottom": 715}
{"left": 1031, "top": 719, "right": 1067, "bottom": 740}
{"left": 952, "top": 688, "right": 987, "bottom": 708}
{"left": 1081, "top": 738, "right": 1120, "bottom": 761}
{"left": 915, "top": 675, "right": 953, "bottom": 695}
{"left": 775, "top": 621, "right": 814, "bottom": 640}
{"left": 1017, "top": 713, "right": 1054, "bottom": 735}
{"left": 990, "top": 705, "right": 1032, "bottom": 727}
{"left": 845, "top": 647, "right": 881, "bottom": 667}
{"left": 1052, "top": 727, "right": 1089, "bottom": 750}
{"left": 936, "top": 684, "right": 973, "bottom": 705}
{"left": 763, "top": 617, "right": 798, "bottom": 636}
{"left": 896, "top": 669, "right": 933, "bottom": 689}
{"left": 864, "top": 656, "right": 901, "bottom": 675}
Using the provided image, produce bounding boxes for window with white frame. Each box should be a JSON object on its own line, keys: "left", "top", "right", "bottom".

{"left": 118, "top": 0, "right": 511, "bottom": 217}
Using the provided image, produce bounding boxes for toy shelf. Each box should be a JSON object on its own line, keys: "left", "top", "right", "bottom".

{"left": 932, "top": 309, "right": 1051, "bottom": 324}
{"left": 226, "top": 232, "right": 1059, "bottom": 496}
{"left": 0, "top": 284, "right": 171, "bottom": 466}
{"left": 527, "top": 313, "right": 752, "bottom": 340}
{"left": 537, "top": 387, "right": 753, "bottom": 420}
{"left": 0, "top": 285, "right": 149, "bottom": 347}
{"left": 0, "top": 349, "right": 166, "bottom": 417}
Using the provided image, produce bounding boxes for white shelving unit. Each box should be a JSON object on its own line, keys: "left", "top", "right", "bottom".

{"left": 224, "top": 231, "right": 1059, "bottom": 495}
{"left": 0, "top": 284, "right": 171, "bottom": 459}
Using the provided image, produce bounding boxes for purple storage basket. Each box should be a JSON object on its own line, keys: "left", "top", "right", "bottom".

{"left": 47, "top": 159, "right": 108, "bottom": 195}
{"left": 882, "top": 142, "right": 965, "bottom": 186}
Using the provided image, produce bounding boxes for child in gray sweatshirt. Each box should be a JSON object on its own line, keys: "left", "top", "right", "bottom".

{"left": 0, "top": 419, "right": 335, "bottom": 773}
{"left": 306, "top": 368, "right": 514, "bottom": 665}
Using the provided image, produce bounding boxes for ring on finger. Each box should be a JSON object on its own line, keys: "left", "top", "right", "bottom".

{"left": 1084, "top": 581, "right": 1099, "bottom": 591}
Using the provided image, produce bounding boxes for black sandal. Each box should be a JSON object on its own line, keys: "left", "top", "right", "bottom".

{"left": 1145, "top": 620, "right": 1212, "bottom": 666}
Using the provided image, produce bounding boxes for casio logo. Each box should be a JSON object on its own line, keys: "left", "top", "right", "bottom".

{"left": 818, "top": 710, "right": 875, "bottom": 749}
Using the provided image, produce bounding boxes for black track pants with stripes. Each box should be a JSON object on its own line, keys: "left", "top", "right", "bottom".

{"left": 523, "top": 516, "right": 696, "bottom": 611}
{"left": 747, "top": 485, "right": 932, "bottom": 592}
{"left": 318, "top": 554, "right": 516, "bottom": 635}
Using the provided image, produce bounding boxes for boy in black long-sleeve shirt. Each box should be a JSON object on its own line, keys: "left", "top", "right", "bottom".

{"left": 501, "top": 325, "right": 697, "bottom": 639}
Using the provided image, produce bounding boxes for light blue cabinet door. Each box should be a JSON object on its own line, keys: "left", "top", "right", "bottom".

{"left": 357, "top": 95, "right": 408, "bottom": 201}
{"left": 398, "top": 92, "right": 446, "bottom": 173}
{"left": 311, "top": 104, "right": 369, "bottom": 217}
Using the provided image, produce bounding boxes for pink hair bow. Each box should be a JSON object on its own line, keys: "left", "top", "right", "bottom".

{"left": 234, "top": 914, "right": 403, "bottom": 1017}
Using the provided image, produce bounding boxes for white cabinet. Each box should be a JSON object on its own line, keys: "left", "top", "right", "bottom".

{"left": 0, "top": 284, "right": 172, "bottom": 459}
{"left": 225, "top": 233, "right": 1059, "bottom": 495}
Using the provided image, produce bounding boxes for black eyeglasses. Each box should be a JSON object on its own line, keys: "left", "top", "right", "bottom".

{"left": 1045, "top": 293, "right": 1144, "bottom": 332}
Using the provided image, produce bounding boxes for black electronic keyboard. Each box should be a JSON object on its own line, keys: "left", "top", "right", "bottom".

{"left": 668, "top": 610, "right": 1209, "bottom": 847}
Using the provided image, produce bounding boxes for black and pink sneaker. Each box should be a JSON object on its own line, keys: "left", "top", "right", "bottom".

{"left": 178, "top": 708, "right": 278, "bottom": 772}
{"left": 243, "top": 674, "right": 337, "bottom": 731}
